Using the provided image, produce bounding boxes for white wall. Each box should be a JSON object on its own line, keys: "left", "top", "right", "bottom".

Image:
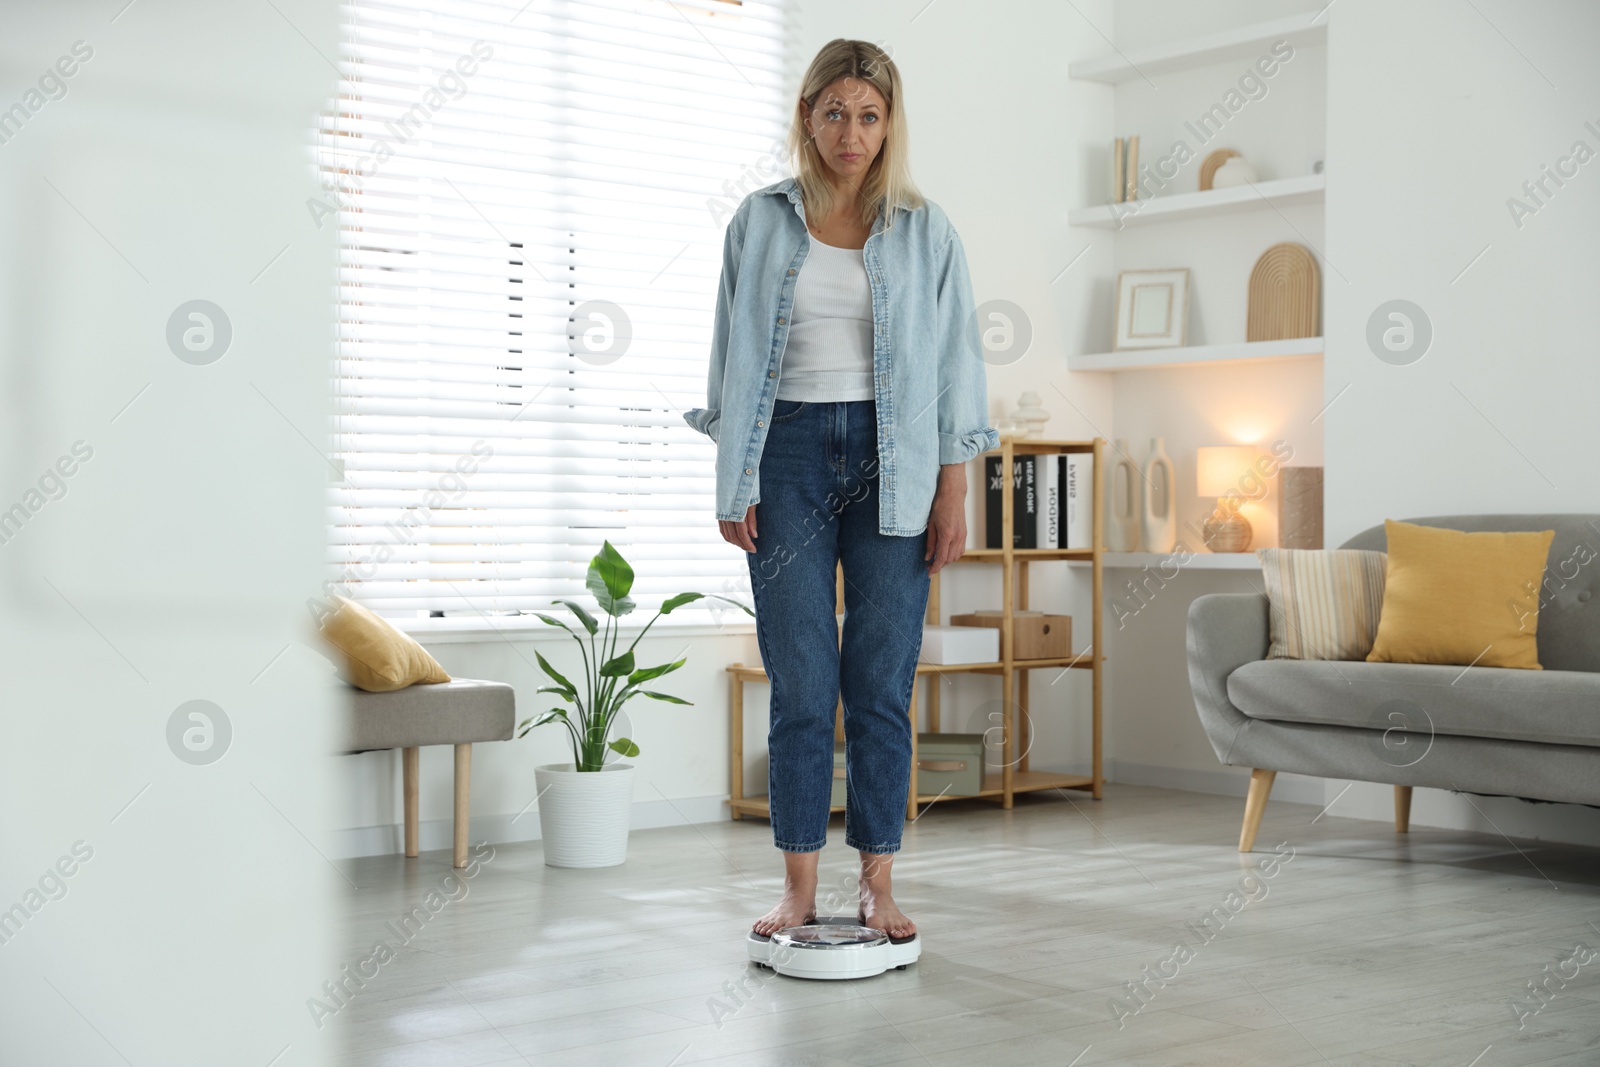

{"left": 1322, "top": 0, "right": 1600, "bottom": 843}
{"left": 0, "top": 2, "right": 339, "bottom": 1062}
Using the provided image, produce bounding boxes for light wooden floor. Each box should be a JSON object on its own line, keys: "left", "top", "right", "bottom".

{"left": 329, "top": 784, "right": 1600, "bottom": 1066}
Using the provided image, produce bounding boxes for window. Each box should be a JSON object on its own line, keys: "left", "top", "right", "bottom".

{"left": 320, "top": 0, "right": 790, "bottom": 623}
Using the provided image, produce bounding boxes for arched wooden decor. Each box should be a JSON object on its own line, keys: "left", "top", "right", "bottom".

{"left": 1199, "top": 148, "right": 1240, "bottom": 191}
{"left": 1247, "top": 242, "right": 1320, "bottom": 341}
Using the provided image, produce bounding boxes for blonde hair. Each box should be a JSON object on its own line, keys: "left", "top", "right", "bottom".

{"left": 785, "top": 39, "right": 925, "bottom": 233}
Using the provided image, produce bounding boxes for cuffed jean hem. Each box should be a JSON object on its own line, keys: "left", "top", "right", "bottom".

{"left": 846, "top": 838, "right": 901, "bottom": 855}
{"left": 774, "top": 838, "right": 827, "bottom": 854}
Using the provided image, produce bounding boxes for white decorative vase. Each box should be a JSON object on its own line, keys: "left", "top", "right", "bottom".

{"left": 1140, "top": 437, "right": 1177, "bottom": 553}
{"left": 1104, "top": 439, "right": 1141, "bottom": 551}
{"left": 534, "top": 762, "right": 635, "bottom": 868}
{"left": 1211, "top": 156, "right": 1259, "bottom": 188}
{"left": 1007, "top": 390, "right": 1049, "bottom": 439}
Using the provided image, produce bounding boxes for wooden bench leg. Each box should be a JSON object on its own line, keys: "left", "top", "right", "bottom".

{"left": 403, "top": 746, "right": 420, "bottom": 858}
{"left": 1239, "top": 768, "right": 1276, "bottom": 853}
{"left": 1395, "top": 784, "right": 1412, "bottom": 834}
{"left": 453, "top": 743, "right": 471, "bottom": 869}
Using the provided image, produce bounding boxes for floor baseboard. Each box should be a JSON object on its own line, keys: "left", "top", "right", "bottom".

{"left": 332, "top": 759, "right": 1599, "bottom": 859}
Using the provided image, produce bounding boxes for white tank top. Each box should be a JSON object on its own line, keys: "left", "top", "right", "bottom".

{"left": 774, "top": 238, "right": 875, "bottom": 401}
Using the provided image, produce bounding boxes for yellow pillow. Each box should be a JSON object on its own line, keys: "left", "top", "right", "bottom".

{"left": 1366, "top": 519, "right": 1555, "bottom": 670}
{"left": 320, "top": 595, "right": 450, "bottom": 692}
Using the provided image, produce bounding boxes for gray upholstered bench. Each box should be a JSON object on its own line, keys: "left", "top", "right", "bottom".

{"left": 342, "top": 679, "right": 516, "bottom": 868}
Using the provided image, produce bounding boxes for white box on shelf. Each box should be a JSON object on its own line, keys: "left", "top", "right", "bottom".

{"left": 919, "top": 625, "right": 1000, "bottom": 665}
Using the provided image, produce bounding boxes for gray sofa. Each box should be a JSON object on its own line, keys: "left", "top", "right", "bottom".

{"left": 1187, "top": 514, "right": 1600, "bottom": 851}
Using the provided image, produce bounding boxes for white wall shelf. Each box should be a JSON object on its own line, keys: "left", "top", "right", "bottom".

{"left": 1068, "top": 337, "right": 1322, "bottom": 373}
{"left": 1069, "top": 552, "right": 1261, "bottom": 570}
{"left": 1068, "top": 175, "right": 1324, "bottom": 230}
{"left": 1068, "top": 14, "right": 1327, "bottom": 84}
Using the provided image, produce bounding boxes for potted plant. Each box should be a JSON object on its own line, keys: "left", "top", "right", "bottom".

{"left": 518, "top": 540, "right": 752, "bottom": 867}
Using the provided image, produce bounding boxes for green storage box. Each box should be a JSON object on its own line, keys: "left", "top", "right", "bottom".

{"left": 830, "top": 741, "right": 847, "bottom": 807}
{"left": 915, "top": 732, "right": 986, "bottom": 796}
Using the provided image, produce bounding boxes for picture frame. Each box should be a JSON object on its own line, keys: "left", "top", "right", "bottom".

{"left": 1113, "top": 268, "right": 1190, "bottom": 350}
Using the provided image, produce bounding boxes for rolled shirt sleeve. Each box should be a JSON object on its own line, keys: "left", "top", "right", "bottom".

{"left": 933, "top": 227, "right": 1001, "bottom": 465}
{"left": 682, "top": 207, "right": 747, "bottom": 446}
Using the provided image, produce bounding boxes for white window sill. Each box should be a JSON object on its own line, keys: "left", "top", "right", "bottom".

{"left": 392, "top": 614, "right": 757, "bottom": 645}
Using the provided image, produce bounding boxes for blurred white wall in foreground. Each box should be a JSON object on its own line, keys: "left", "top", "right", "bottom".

{"left": 0, "top": 2, "right": 341, "bottom": 1063}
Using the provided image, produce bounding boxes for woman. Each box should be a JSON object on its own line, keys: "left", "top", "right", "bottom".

{"left": 683, "top": 39, "right": 998, "bottom": 940}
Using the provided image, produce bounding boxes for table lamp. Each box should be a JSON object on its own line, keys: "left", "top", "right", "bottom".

{"left": 1196, "top": 445, "right": 1257, "bottom": 552}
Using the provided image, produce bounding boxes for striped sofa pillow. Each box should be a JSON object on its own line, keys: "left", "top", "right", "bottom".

{"left": 1256, "top": 548, "right": 1388, "bottom": 660}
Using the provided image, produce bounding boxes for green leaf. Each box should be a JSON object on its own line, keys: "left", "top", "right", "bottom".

{"left": 535, "top": 684, "right": 575, "bottom": 703}
{"left": 637, "top": 690, "right": 691, "bottom": 705}
{"left": 627, "top": 656, "right": 686, "bottom": 685}
{"left": 531, "top": 612, "right": 575, "bottom": 635}
{"left": 515, "top": 708, "right": 569, "bottom": 738}
{"left": 534, "top": 649, "right": 577, "bottom": 692}
{"left": 608, "top": 736, "right": 640, "bottom": 758}
{"left": 704, "top": 593, "right": 756, "bottom": 617}
{"left": 587, "top": 541, "right": 636, "bottom": 615}
{"left": 599, "top": 649, "right": 636, "bottom": 677}
{"left": 656, "top": 592, "right": 752, "bottom": 618}
{"left": 553, "top": 599, "right": 599, "bottom": 636}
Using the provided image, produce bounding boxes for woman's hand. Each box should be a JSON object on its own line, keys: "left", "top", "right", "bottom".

{"left": 720, "top": 505, "right": 758, "bottom": 554}
{"left": 924, "top": 466, "right": 968, "bottom": 574}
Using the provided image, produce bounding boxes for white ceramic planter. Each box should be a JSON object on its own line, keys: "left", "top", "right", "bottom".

{"left": 534, "top": 762, "right": 635, "bottom": 867}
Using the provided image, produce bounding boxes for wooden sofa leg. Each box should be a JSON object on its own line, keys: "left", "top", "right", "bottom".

{"left": 1239, "top": 769, "right": 1276, "bottom": 853}
{"left": 1395, "top": 785, "right": 1412, "bottom": 834}
{"left": 453, "top": 743, "right": 472, "bottom": 869}
{"left": 403, "top": 746, "right": 420, "bottom": 858}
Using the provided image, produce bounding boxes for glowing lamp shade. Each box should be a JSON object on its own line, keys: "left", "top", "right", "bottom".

{"left": 1196, "top": 445, "right": 1258, "bottom": 552}
{"left": 1196, "top": 446, "right": 1259, "bottom": 499}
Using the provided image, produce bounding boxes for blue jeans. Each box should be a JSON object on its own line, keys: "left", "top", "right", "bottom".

{"left": 746, "top": 398, "right": 931, "bottom": 855}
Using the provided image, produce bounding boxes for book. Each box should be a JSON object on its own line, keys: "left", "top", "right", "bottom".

{"left": 1019, "top": 455, "right": 1037, "bottom": 548}
{"left": 1125, "top": 135, "right": 1140, "bottom": 201}
{"left": 1065, "top": 453, "right": 1095, "bottom": 548}
{"left": 984, "top": 455, "right": 1040, "bottom": 548}
{"left": 984, "top": 455, "right": 1002, "bottom": 548}
{"left": 1113, "top": 136, "right": 1125, "bottom": 204}
{"left": 1041, "top": 453, "right": 1059, "bottom": 549}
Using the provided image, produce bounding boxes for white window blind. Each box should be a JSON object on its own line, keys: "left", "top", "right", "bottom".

{"left": 321, "top": 0, "right": 791, "bottom": 621}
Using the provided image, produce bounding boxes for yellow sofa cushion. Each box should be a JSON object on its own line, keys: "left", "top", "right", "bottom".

{"left": 1366, "top": 519, "right": 1555, "bottom": 670}
{"left": 321, "top": 595, "right": 451, "bottom": 692}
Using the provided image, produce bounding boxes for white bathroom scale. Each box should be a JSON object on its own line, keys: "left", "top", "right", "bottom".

{"left": 747, "top": 916, "right": 921, "bottom": 979}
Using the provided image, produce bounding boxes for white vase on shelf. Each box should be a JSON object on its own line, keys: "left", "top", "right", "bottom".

{"left": 1211, "top": 156, "right": 1259, "bottom": 188}
{"left": 1006, "top": 391, "right": 1049, "bottom": 439}
{"left": 1104, "top": 439, "right": 1140, "bottom": 551}
{"left": 1140, "top": 437, "right": 1176, "bottom": 554}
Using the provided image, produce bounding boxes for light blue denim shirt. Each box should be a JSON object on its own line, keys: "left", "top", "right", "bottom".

{"left": 683, "top": 175, "right": 999, "bottom": 536}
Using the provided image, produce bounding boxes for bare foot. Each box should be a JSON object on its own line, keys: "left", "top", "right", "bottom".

{"left": 753, "top": 849, "right": 821, "bottom": 937}
{"left": 858, "top": 867, "right": 916, "bottom": 939}
{"left": 752, "top": 886, "right": 817, "bottom": 936}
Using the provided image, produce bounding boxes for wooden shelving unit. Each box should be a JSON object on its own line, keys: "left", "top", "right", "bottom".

{"left": 725, "top": 437, "right": 1105, "bottom": 822}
